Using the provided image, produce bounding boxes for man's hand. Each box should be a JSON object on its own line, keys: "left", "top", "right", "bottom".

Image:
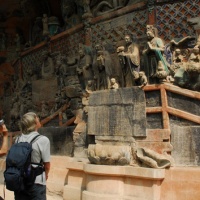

{"left": 0, "top": 124, "right": 8, "bottom": 134}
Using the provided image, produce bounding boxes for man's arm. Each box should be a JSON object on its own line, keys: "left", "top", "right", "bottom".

{"left": 43, "top": 162, "right": 50, "bottom": 180}
{"left": 0, "top": 124, "right": 8, "bottom": 156}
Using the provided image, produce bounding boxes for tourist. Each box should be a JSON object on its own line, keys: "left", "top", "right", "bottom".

{"left": 14, "top": 112, "right": 50, "bottom": 200}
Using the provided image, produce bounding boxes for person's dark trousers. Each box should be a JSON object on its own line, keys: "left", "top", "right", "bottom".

{"left": 14, "top": 184, "right": 46, "bottom": 200}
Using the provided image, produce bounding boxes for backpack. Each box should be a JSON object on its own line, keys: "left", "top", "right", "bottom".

{"left": 4, "top": 134, "right": 44, "bottom": 192}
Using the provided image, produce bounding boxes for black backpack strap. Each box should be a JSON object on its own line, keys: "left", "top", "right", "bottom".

{"left": 16, "top": 135, "right": 21, "bottom": 143}
{"left": 30, "top": 134, "right": 41, "bottom": 144}
{"left": 30, "top": 134, "right": 44, "bottom": 166}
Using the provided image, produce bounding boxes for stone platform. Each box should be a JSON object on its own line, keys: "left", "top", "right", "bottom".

{"left": 62, "top": 160, "right": 200, "bottom": 200}
{"left": 63, "top": 161, "right": 165, "bottom": 200}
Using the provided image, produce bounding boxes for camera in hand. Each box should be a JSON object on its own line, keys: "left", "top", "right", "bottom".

{"left": 0, "top": 119, "right": 4, "bottom": 125}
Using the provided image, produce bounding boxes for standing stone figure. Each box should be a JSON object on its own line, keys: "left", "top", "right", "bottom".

{"left": 41, "top": 51, "right": 54, "bottom": 78}
{"left": 76, "top": 44, "right": 93, "bottom": 91}
{"left": 142, "top": 25, "right": 169, "bottom": 83}
{"left": 42, "top": 14, "right": 49, "bottom": 40}
{"left": 93, "top": 43, "right": 113, "bottom": 90}
{"left": 117, "top": 33, "right": 140, "bottom": 87}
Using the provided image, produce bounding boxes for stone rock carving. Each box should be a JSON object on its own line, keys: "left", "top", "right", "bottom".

{"left": 88, "top": 144, "right": 131, "bottom": 165}
{"left": 76, "top": 44, "right": 94, "bottom": 91}
{"left": 136, "top": 148, "right": 172, "bottom": 169}
{"left": 85, "top": 80, "right": 96, "bottom": 94}
{"left": 117, "top": 32, "right": 140, "bottom": 87}
{"left": 171, "top": 48, "right": 185, "bottom": 75}
{"left": 93, "top": 43, "right": 112, "bottom": 90}
{"left": 90, "top": 0, "right": 129, "bottom": 17}
{"left": 169, "top": 35, "right": 200, "bottom": 90}
{"left": 42, "top": 14, "right": 50, "bottom": 39}
{"left": 135, "top": 71, "right": 148, "bottom": 88}
{"left": 55, "top": 54, "right": 68, "bottom": 90}
{"left": 48, "top": 16, "right": 61, "bottom": 36}
{"left": 41, "top": 51, "right": 55, "bottom": 79}
{"left": 154, "top": 61, "right": 168, "bottom": 83}
{"left": 142, "top": 25, "right": 169, "bottom": 83}
{"left": 61, "top": 0, "right": 81, "bottom": 30}
{"left": 109, "top": 78, "right": 119, "bottom": 89}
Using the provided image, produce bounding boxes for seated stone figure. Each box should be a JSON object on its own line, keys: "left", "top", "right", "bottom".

{"left": 109, "top": 78, "right": 119, "bottom": 89}
{"left": 171, "top": 48, "right": 185, "bottom": 74}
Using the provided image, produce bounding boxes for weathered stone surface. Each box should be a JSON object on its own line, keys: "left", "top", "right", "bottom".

{"left": 32, "top": 77, "right": 58, "bottom": 103}
{"left": 88, "top": 87, "right": 146, "bottom": 137}
{"left": 171, "top": 125, "right": 200, "bottom": 166}
{"left": 146, "top": 90, "right": 161, "bottom": 107}
{"left": 168, "top": 92, "right": 200, "bottom": 116}
{"left": 39, "top": 126, "right": 74, "bottom": 156}
{"left": 147, "top": 113, "right": 163, "bottom": 129}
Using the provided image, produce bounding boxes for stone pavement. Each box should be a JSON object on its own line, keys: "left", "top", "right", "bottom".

{"left": 0, "top": 184, "right": 63, "bottom": 200}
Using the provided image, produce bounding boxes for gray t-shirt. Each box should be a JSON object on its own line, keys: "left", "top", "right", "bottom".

{"left": 16, "top": 131, "right": 50, "bottom": 185}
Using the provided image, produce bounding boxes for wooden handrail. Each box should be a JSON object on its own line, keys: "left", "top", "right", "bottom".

{"left": 143, "top": 83, "right": 200, "bottom": 125}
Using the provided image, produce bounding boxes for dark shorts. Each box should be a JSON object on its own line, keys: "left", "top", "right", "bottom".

{"left": 15, "top": 184, "right": 46, "bottom": 200}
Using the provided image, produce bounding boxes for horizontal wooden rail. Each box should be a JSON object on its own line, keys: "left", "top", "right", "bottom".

{"left": 146, "top": 107, "right": 162, "bottom": 113}
{"left": 164, "top": 83, "right": 200, "bottom": 100}
{"left": 40, "top": 103, "right": 69, "bottom": 126}
{"left": 167, "top": 106, "right": 200, "bottom": 124}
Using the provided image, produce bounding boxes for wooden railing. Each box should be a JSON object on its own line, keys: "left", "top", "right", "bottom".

{"left": 4, "top": 83, "right": 200, "bottom": 152}
{"left": 143, "top": 83, "right": 200, "bottom": 127}
{"left": 6, "top": 103, "right": 75, "bottom": 148}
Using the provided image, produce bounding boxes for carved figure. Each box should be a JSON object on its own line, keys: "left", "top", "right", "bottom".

{"left": 48, "top": 16, "right": 61, "bottom": 36}
{"left": 41, "top": 51, "right": 55, "bottom": 78}
{"left": 117, "top": 33, "right": 140, "bottom": 87}
{"left": 136, "top": 148, "right": 173, "bottom": 169}
{"left": 136, "top": 71, "right": 148, "bottom": 88}
{"left": 93, "top": 43, "right": 112, "bottom": 90}
{"left": 55, "top": 55, "right": 68, "bottom": 89}
{"left": 76, "top": 44, "right": 93, "bottom": 90}
{"left": 42, "top": 14, "right": 49, "bottom": 39}
{"left": 154, "top": 61, "right": 168, "bottom": 83}
{"left": 142, "top": 25, "right": 169, "bottom": 83}
{"left": 85, "top": 80, "right": 95, "bottom": 94}
{"left": 110, "top": 78, "right": 119, "bottom": 89}
{"left": 188, "top": 46, "right": 200, "bottom": 63}
{"left": 88, "top": 144, "right": 131, "bottom": 165}
{"left": 171, "top": 48, "right": 184, "bottom": 74}
{"left": 61, "top": 0, "right": 81, "bottom": 29}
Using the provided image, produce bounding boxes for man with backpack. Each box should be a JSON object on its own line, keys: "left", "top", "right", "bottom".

{"left": 4, "top": 112, "right": 51, "bottom": 200}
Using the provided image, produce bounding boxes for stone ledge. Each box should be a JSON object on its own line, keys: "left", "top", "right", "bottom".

{"left": 66, "top": 162, "right": 165, "bottom": 180}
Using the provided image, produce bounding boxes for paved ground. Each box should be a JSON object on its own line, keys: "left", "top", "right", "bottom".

{"left": 0, "top": 184, "right": 63, "bottom": 200}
